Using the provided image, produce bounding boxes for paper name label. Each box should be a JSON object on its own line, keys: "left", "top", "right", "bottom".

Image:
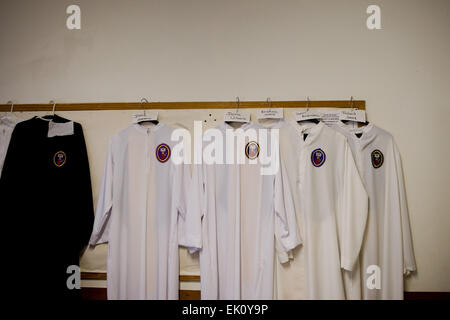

{"left": 339, "top": 109, "right": 366, "bottom": 123}
{"left": 132, "top": 111, "right": 158, "bottom": 124}
{"left": 47, "top": 121, "right": 74, "bottom": 137}
{"left": 257, "top": 108, "right": 284, "bottom": 119}
{"left": 224, "top": 111, "right": 250, "bottom": 123}
{"left": 294, "top": 111, "right": 323, "bottom": 122}
{"left": 321, "top": 111, "right": 341, "bottom": 126}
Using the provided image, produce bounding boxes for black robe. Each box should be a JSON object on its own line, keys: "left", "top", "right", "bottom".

{"left": 0, "top": 115, "right": 94, "bottom": 299}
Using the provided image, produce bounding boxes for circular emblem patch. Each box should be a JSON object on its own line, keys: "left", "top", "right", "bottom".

{"left": 245, "top": 141, "right": 260, "bottom": 160}
{"left": 53, "top": 151, "right": 67, "bottom": 167}
{"left": 371, "top": 149, "right": 384, "bottom": 168}
{"left": 156, "top": 143, "right": 171, "bottom": 163}
{"left": 311, "top": 148, "right": 326, "bottom": 167}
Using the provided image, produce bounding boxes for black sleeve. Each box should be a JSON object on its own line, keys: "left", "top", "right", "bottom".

{"left": 72, "top": 123, "right": 94, "bottom": 253}
{"left": 0, "top": 124, "right": 29, "bottom": 291}
{"left": 0, "top": 124, "right": 25, "bottom": 214}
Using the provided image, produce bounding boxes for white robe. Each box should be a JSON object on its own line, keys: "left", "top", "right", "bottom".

{"left": 276, "top": 121, "right": 368, "bottom": 299}
{"left": 333, "top": 122, "right": 416, "bottom": 299}
{"left": 188, "top": 122, "right": 301, "bottom": 300}
{"left": 89, "top": 123, "right": 190, "bottom": 300}
{"left": 0, "top": 114, "right": 21, "bottom": 177}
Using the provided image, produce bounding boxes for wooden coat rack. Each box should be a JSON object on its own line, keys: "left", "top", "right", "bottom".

{"left": 0, "top": 100, "right": 365, "bottom": 112}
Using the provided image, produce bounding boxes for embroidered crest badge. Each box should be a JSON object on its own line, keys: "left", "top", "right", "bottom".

{"left": 245, "top": 141, "right": 260, "bottom": 160}
{"left": 53, "top": 151, "right": 67, "bottom": 167}
{"left": 311, "top": 148, "right": 326, "bottom": 167}
{"left": 156, "top": 143, "right": 171, "bottom": 163}
{"left": 371, "top": 149, "right": 384, "bottom": 168}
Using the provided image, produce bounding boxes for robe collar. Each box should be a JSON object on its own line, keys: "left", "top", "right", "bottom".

{"left": 337, "top": 122, "right": 376, "bottom": 150}
{"left": 222, "top": 121, "right": 254, "bottom": 132}
{"left": 133, "top": 122, "right": 163, "bottom": 134}
{"left": 33, "top": 114, "right": 70, "bottom": 123}
{"left": 256, "top": 118, "right": 286, "bottom": 129}
{"left": 291, "top": 120, "right": 325, "bottom": 146}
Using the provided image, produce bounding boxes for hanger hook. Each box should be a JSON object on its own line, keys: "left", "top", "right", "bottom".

{"left": 236, "top": 97, "right": 240, "bottom": 112}
{"left": 7, "top": 100, "right": 14, "bottom": 113}
{"left": 141, "top": 98, "right": 150, "bottom": 116}
{"left": 49, "top": 100, "right": 56, "bottom": 116}
{"left": 306, "top": 96, "right": 310, "bottom": 111}
{"left": 350, "top": 96, "right": 355, "bottom": 109}
{"left": 267, "top": 97, "right": 271, "bottom": 110}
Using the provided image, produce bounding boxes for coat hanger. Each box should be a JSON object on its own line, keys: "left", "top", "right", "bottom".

{"left": 1, "top": 101, "right": 18, "bottom": 122}
{"left": 340, "top": 96, "right": 369, "bottom": 126}
{"left": 257, "top": 97, "right": 283, "bottom": 121}
{"left": 259, "top": 97, "right": 285, "bottom": 121}
{"left": 135, "top": 98, "right": 159, "bottom": 125}
{"left": 2, "top": 100, "right": 14, "bottom": 116}
{"left": 225, "top": 97, "right": 239, "bottom": 124}
{"left": 141, "top": 98, "right": 148, "bottom": 117}
{"left": 40, "top": 100, "right": 57, "bottom": 121}
{"left": 224, "top": 96, "right": 250, "bottom": 125}
{"left": 297, "top": 96, "right": 320, "bottom": 124}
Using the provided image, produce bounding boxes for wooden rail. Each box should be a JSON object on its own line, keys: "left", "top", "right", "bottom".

{"left": 81, "top": 272, "right": 200, "bottom": 282}
{"left": 0, "top": 100, "right": 365, "bottom": 112}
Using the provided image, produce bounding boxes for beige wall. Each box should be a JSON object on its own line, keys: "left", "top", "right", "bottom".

{"left": 1, "top": 0, "right": 449, "bottom": 292}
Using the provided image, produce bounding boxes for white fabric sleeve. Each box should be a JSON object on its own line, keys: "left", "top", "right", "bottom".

{"left": 275, "top": 239, "right": 294, "bottom": 264}
{"left": 89, "top": 140, "right": 114, "bottom": 246}
{"left": 393, "top": 142, "right": 417, "bottom": 275}
{"left": 175, "top": 163, "right": 189, "bottom": 219}
{"left": 178, "top": 163, "right": 203, "bottom": 253}
{"left": 274, "top": 158, "right": 302, "bottom": 262}
{"left": 338, "top": 142, "right": 368, "bottom": 271}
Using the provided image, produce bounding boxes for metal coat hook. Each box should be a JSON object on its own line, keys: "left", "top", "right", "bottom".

{"left": 306, "top": 97, "right": 310, "bottom": 111}
{"left": 267, "top": 98, "right": 272, "bottom": 110}
{"left": 235, "top": 97, "right": 240, "bottom": 112}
